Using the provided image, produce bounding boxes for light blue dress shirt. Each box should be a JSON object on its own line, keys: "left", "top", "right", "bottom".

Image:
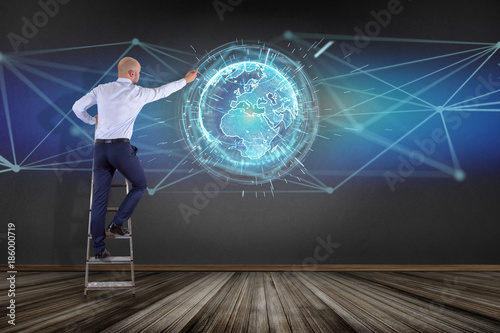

{"left": 73, "top": 77, "right": 186, "bottom": 139}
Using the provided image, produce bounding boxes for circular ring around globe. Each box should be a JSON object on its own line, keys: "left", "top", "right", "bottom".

{"left": 179, "top": 42, "right": 319, "bottom": 184}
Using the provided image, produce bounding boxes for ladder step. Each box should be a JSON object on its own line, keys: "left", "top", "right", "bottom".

{"left": 88, "top": 233, "right": 132, "bottom": 239}
{"left": 106, "top": 232, "right": 132, "bottom": 238}
{"left": 88, "top": 207, "right": 122, "bottom": 212}
{"left": 90, "top": 207, "right": 120, "bottom": 213}
{"left": 88, "top": 256, "right": 132, "bottom": 264}
{"left": 86, "top": 281, "right": 134, "bottom": 289}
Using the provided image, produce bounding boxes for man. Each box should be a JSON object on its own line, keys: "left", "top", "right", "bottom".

{"left": 73, "top": 57, "right": 197, "bottom": 259}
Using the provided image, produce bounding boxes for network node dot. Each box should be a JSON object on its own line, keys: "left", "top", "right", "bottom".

{"left": 326, "top": 187, "right": 334, "bottom": 194}
{"left": 496, "top": 41, "right": 500, "bottom": 49}
{"left": 454, "top": 169, "right": 466, "bottom": 182}
{"left": 436, "top": 105, "right": 444, "bottom": 114}
{"left": 131, "top": 38, "right": 140, "bottom": 45}
{"left": 12, "top": 165, "right": 21, "bottom": 173}
{"left": 147, "top": 188, "right": 155, "bottom": 196}
{"left": 283, "top": 30, "right": 295, "bottom": 40}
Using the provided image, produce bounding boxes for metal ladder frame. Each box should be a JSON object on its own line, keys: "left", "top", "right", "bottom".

{"left": 84, "top": 169, "right": 135, "bottom": 297}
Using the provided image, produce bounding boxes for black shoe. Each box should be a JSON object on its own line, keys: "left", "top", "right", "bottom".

{"left": 107, "top": 222, "right": 129, "bottom": 236}
{"left": 95, "top": 249, "right": 110, "bottom": 260}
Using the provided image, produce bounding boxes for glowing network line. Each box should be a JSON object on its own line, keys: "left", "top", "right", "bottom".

{"left": 323, "top": 47, "right": 493, "bottom": 116}
{"left": 290, "top": 32, "right": 496, "bottom": 47}
{"left": 281, "top": 33, "right": 499, "bottom": 186}
{"left": 0, "top": 38, "right": 196, "bottom": 177}
{"left": 1, "top": 35, "right": 500, "bottom": 197}
{"left": 0, "top": 64, "right": 17, "bottom": 168}
{"left": 317, "top": 45, "right": 493, "bottom": 83}
{"left": 443, "top": 46, "right": 500, "bottom": 107}
{"left": 323, "top": 46, "right": 494, "bottom": 135}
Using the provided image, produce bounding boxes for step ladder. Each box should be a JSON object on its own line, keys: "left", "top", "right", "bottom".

{"left": 84, "top": 171, "right": 135, "bottom": 297}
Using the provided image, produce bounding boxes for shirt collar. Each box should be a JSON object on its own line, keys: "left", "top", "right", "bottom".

{"left": 116, "top": 78, "right": 132, "bottom": 84}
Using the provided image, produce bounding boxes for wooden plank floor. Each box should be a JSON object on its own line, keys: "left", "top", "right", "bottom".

{"left": 1, "top": 272, "right": 499, "bottom": 332}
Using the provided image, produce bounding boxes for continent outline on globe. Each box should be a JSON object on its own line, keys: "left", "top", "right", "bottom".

{"left": 215, "top": 61, "right": 299, "bottom": 160}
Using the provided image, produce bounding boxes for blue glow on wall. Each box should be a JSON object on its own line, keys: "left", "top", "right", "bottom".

{"left": 0, "top": 35, "right": 499, "bottom": 197}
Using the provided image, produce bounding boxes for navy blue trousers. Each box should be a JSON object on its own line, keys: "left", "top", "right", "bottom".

{"left": 90, "top": 141, "right": 147, "bottom": 254}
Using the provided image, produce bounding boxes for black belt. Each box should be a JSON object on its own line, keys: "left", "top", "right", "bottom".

{"left": 95, "top": 138, "right": 130, "bottom": 144}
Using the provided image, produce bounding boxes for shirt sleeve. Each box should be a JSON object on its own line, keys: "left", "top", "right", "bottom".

{"left": 141, "top": 78, "right": 187, "bottom": 104}
{"left": 72, "top": 88, "right": 98, "bottom": 125}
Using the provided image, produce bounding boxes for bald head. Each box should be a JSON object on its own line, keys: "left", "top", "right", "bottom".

{"left": 118, "top": 57, "right": 141, "bottom": 84}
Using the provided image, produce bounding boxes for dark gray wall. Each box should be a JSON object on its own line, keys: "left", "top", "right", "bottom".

{"left": 4, "top": 168, "right": 500, "bottom": 265}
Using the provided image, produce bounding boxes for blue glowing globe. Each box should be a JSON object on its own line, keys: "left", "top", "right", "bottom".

{"left": 203, "top": 62, "right": 298, "bottom": 160}
{"left": 180, "top": 43, "right": 318, "bottom": 184}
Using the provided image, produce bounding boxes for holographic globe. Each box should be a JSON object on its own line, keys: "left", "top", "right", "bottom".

{"left": 180, "top": 42, "right": 319, "bottom": 184}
